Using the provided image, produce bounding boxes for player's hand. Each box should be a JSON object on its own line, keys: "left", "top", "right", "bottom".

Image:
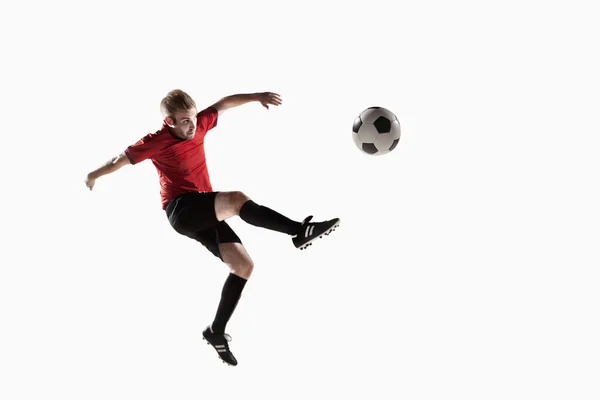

{"left": 85, "top": 175, "right": 96, "bottom": 191}
{"left": 256, "top": 92, "right": 282, "bottom": 109}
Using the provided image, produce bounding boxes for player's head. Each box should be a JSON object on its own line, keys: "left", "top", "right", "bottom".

{"left": 161, "top": 89, "right": 197, "bottom": 140}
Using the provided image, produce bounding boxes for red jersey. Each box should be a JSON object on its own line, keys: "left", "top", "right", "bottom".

{"left": 124, "top": 106, "right": 219, "bottom": 209}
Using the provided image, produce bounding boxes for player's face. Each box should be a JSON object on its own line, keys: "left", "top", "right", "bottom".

{"left": 172, "top": 108, "right": 197, "bottom": 140}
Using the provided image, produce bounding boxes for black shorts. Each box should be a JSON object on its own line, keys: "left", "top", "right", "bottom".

{"left": 165, "top": 191, "right": 242, "bottom": 260}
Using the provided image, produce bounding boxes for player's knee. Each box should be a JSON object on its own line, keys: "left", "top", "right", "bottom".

{"left": 215, "top": 191, "right": 251, "bottom": 221}
{"left": 229, "top": 191, "right": 250, "bottom": 211}
{"left": 229, "top": 259, "right": 254, "bottom": 279}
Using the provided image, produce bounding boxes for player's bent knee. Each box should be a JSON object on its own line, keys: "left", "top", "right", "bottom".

{"left": 230, "top": 191, "right": 250, "bottom": 208}
{"left": 215, "top": 191, "right": 251, "bottom": 221}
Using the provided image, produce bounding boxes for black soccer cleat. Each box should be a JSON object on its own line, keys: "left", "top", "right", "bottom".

{"left": 202, "top": 325, "right": 238, "bottom": 366}
{"left": 292, "top": 216, "right": 340, "bottom": 250}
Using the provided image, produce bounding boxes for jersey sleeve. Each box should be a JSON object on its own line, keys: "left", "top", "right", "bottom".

{"left": 124, "top": 131, "right": 164, "bottom": 165}
{"left": 197, "top": 106, "right": 219, "bottom": 133}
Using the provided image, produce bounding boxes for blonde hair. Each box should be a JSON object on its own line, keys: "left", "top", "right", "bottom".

{"left": 160, "top": 89, "right": 197, "bottom": 122}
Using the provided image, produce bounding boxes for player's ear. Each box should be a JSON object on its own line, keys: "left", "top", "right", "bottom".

{"left": 165, "top": 116, "right": 175, "bottom": 127}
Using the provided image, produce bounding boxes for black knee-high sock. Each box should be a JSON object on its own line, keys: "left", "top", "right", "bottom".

{"left": 212, "top": 273, "right": 248, "bottom": 334}
{"left": 239, "top": 200, "right": 301, "bottom": 235}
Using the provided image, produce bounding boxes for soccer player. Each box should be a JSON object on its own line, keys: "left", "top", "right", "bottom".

{"left": 84, "top": 89, "right": 340, "bottom": 366}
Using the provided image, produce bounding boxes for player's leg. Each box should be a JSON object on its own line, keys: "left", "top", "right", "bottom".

{"left": 214, "top": 191, "right": 341, "bottom": 250}
{"left": 165, "top": 192, "right": 245, "bottom": 365}
{"left": 198, "top": 222, "right": 250, "bottom": 366}
{"left": 211, "top": 242, "right": 252, "bottom": 332}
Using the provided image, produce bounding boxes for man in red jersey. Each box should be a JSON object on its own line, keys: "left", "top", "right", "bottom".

{"left": 84, "top": 89, "right": 340, "bottom": 366}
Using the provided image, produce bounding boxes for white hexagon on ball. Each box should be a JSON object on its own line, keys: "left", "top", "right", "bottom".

{"left": 356, "top": 123, "right": 379, "bottom": 143}
{"left": 374, "top": 132, "right": 394, "bottom": 151}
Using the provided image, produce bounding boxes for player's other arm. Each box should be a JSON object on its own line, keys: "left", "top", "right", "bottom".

{"left": 211, "top": 92, "right": 282, "bottom": 115}
{"left": 84, "top": 152, "right": 131, "bottom": 191}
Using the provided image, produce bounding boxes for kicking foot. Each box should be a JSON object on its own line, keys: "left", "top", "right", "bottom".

{"left": 202, "top": 325, "right": 238, "bottom": 366}
{"left": 292, "top": 216, "right": 341, "bottom": 250}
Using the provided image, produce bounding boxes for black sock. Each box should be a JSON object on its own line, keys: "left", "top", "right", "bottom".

{"left": 212, "top": 273, "right": 248, "bottom": 334}
{"left": 239, "top": 200, "right": 301, "bottom": 235}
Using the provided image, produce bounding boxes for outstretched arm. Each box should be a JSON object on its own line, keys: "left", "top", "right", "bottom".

{"left": 85, "top": 152, "right": 131, "bottom": 191}
{"left": 211, "top": 92, "right": 282, "bottom": 115}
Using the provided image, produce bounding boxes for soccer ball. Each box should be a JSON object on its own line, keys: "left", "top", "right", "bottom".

{"left": 352, "top": 107, "right": 401, "bottom": 155}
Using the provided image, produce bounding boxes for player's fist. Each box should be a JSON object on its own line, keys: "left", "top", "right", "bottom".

{"left": 85, "top": 175, "right": 96, "bottom": 191}
{"left": 256, "top": 92, "right": 282, "bottom": 109}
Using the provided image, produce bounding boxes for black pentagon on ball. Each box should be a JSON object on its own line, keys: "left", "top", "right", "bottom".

{"left": 389, "top": 138, "right": 399, "bottom": 151}
{"left": 352, "top": 117, "right": 363, "bottom": 133}
{"left": 362, "top": 143, "right": 378, "bottom": 154}
{"left": 373, "top": 116, "right": 392, "bottom": 134}
{"left": 367, "top": 106, "right": 381, "bottom": 109}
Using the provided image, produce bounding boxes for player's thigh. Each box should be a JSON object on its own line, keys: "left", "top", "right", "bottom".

{"left": 219, "top": 242, "right": 253, "bottom": 269}
{"left": 215, "top": 222, "right": 254, "bottom": 276}
{"left": 219, "top": 242, "right": 254, "bottom": 278}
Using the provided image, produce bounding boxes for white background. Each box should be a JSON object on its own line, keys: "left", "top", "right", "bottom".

{"left": 1, "top": 0, "right": 599, "bottom": 399}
